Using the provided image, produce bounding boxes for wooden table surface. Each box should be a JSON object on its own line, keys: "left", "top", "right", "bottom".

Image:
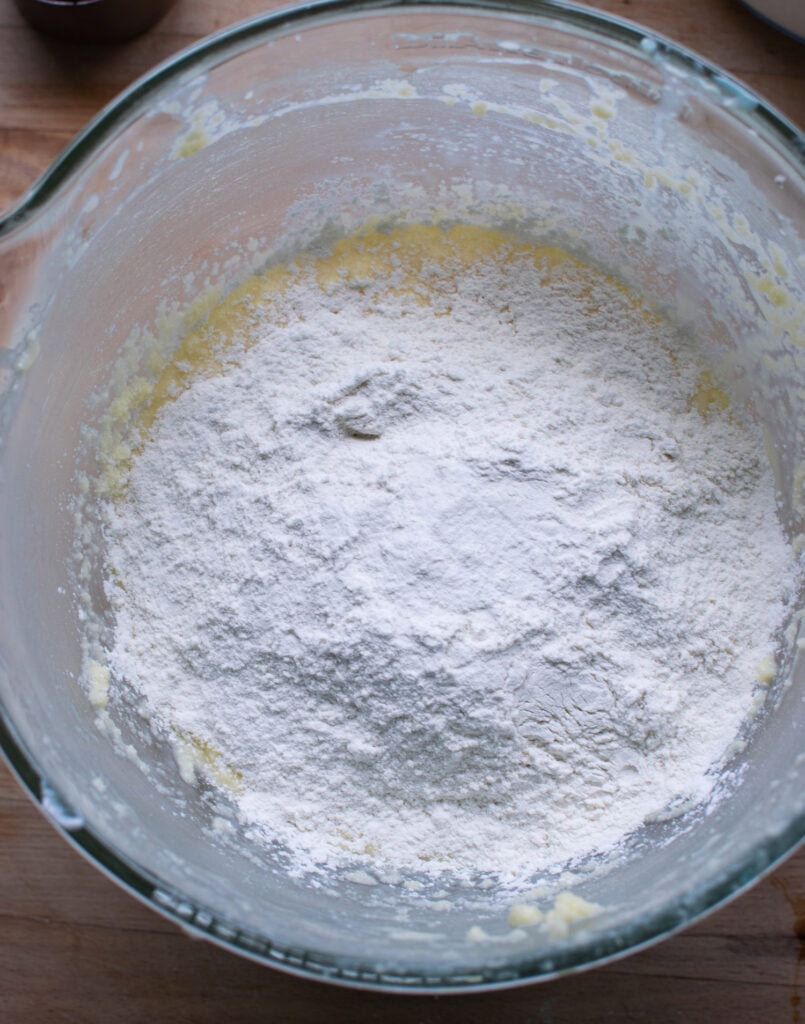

{"left": 1, "top": 0, "right": 803, "bottom": 1020}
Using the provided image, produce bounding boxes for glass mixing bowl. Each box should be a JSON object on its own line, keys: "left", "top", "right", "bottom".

{"left": 0, "top": 0, "right": 802, "bottom": 992}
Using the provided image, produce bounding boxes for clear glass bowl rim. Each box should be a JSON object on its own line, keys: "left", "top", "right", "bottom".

{"left": 0, "top": 0, "right": 803, "bottom": 993}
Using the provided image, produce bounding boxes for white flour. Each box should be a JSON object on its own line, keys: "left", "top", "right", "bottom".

{"left": 95, "top": 235, "right": 796, "bottom": 886}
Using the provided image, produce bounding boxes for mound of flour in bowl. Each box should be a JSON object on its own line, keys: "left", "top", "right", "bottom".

{"left": 92, "top": 227, "right": 797, "bottom": 885}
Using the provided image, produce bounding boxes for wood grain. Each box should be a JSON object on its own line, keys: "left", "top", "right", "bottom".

{"left": 1, "top": 1, "right": 803, "bottom": 1021}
